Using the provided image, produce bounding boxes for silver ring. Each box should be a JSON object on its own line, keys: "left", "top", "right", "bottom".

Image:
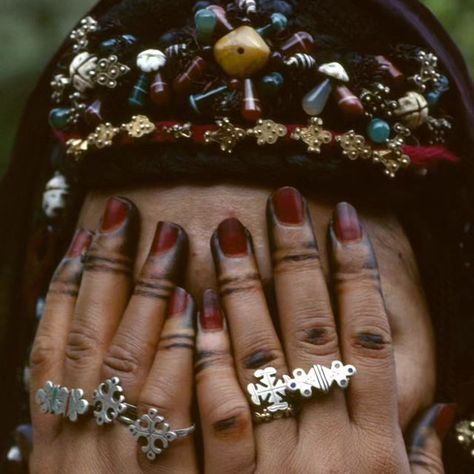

{"left": 36, "top": 381, "right": 89, "bottom": 422}
{"left": 93, "top": 376, "right": 135, "bottom": 425}
{"left": 247, "top": 361, "right": 356, "bottom": 419}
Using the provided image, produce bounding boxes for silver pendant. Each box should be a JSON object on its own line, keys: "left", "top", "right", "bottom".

{"left": 93, "top": 377, "right": 127, "bottom": 425}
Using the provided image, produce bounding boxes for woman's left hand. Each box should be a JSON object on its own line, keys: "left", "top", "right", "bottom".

{"left": 195, "top": 187, "right": 451, "bottom": 474}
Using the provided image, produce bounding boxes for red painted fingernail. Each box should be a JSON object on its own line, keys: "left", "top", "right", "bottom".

{"left": 101, "top": 197, "right": 130, "bottom": 232}
{"left": 67, "top": 229, "right": 93, "bottom": 258}
{"left": 168, "top": 287, "right": 189, "bottom": 317}
{"left": 434, "top": 403, "right": 457, "bottom": 441}
{"left": 201, "top": 289, "right": 224, "bottom": 331}
{"left": 334, "top": 202, "right": 362, "bottom": 243}
{"left": 217, "top": 218, "right": 248, "bottom": 257}
{"left": 151, "top": 222, "right": 179, "bottom": 255}
{"left": 272, "top": 187, "right": 305, "bottom": 225}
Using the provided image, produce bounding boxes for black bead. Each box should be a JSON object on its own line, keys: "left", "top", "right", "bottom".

{"left": 193, "top": 1, "right": 212, "bottom": 14}
{"left": 260, "top": 0, "right": 294, "bottom": 17}
{"left": 158, "top": 30, "right": 190, "bottom": 48}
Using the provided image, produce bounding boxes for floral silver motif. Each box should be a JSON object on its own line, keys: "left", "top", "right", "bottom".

{"left": 291, "top": 117, "right": 333, "bottom": 153}
{"left": 336, "top": 131, "right": 373, "bottom": 161}
{"left": 89, "top": 55, "right": 130, "bottom": 89}
{"left": 318, "top": 62, "right": 349, "bottom": 82}
{"left": 456, "top": 419, "right": 474, "bottom": 457}
{"left": 93, "top": 377, "right": 127, "bottom": 425}
{"left": 67, "top": 389, "right": 90, "bottom": 422}
{"left": 204, "top": 118, "right": 246, "bottom": 153}
{"left": 122, "top": 115, "right": 156, "bottom": 138}
{"left": 70, "top": 16, "right": 98, "bottom": 53}
{"left": 247, "top": 119, "right": 287, "bottom": 145}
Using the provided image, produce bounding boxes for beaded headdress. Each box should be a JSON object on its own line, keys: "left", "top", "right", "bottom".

{"left": 49, "top": 0, "right": 457, "bottom": 179}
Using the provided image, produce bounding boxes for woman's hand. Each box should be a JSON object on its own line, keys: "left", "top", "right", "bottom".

{"left": 29, "top": 197, "right": 198, "bottom": 473}
{"left": 195, "top": 187, "right": 452, "bottom": 474}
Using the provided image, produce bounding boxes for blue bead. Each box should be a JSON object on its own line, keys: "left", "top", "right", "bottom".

{"left": 257, "top": 13, "right": 288, "bottom": 37}
{"left": 426, "top": 75, "right": 450, "bottom": 107}
{"left": 259, "top": 72, "right": 284, "bottom": 97}
{"left": 129, "top": 74, "right": 150, "bottom": 109}
{"left": 195, "top": 9, "right": 217, "bottom": 44}
{"left": 189, "top": 85, "right": 228, "bottom": 114}
{"left": 302, "top": 79, "right": 332, "bottom": 116}
{"left": 367, "top": 119, "right": 391, "bottom": 144}
{"left": 49, "top": 108, "right": 71, "bottom": 130}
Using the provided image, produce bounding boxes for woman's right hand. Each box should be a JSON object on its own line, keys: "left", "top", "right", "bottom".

{"left": 29, "top": 197, "right": 198, "bottom": 473}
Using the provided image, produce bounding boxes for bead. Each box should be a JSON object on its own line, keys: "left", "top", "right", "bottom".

{"left": 375, "top": 56, "right": 404, "bottom": 88}
{"left": 85, "top": 100, "right": 103, "bottom": 127}
{"left": 259, "top": 72, "right": 284, "bottom": 97}
{"left": 137, "top": 49, "right": 166, "bottom": 73}
{"left": 193, "top": 0, "right": 211, "bottom": 13}
{"left": 173, "top": 57, "right": 208, "bottom": 96}
{"left": 129, "top": 73, "right": 150, "bottom": 109}
{"left": 302, "top": 79, "right": 332, "bottom": 116}
{"left": 241, "top": 79, "right": 262, "bottom": 121}
{"left": 367, "top": 119, "right": 391, "bottom": 144}
{"left": 333, "top": 86, "right": 364, "bottom": 119}
{"left": 69, "top": 52, "right": 97, "bottom": 92}
{"left": 394, "top": 91, "right": 429, "bottom": 129}
{"left": 257, "top": 13, "right": 288, "bottom": 37}
{"left": 280, "top": 31, "right": 314, "bottom": 55}
{"left": 206, "top": 5, "right": 233, "bottom": 32}
{"left": 190, "top": 85, "right": 228, "bottom": 114}
{"left": 99, "top": 35, "right": 137, "bottom": 55}
{"left": 284, "top": 53, "right": 316, "bottom": 70}
{"left": 150, "top": 72, "right": 170, "bottom": 107}
{"left": 195, "top": 9, "right": 217, "bottom": 44}
{"left": 318, "top": 62, "right": 349, "bottom": 82}
{"left": 49, "top": 108, "right": 71, "bottom": 130}
{"left": 229, "top": 79, "right": 242, "bottom": 90}
{"left": 426, "top": 75, "right": 449, "bottom": 106}
{"left": 237, "top": 0, "right": 257, "bottom": 16}
{"left": 214, "top": 26, "right": 271, "bottom": 78}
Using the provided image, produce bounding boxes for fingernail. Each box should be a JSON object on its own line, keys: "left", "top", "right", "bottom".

{"left": 217, "top": 218, "right": 248, "bottom": 257}
{"left": 412, "top": 403, "right": 457, "bottom": 447}
{"left": 333, "top": 202, "right": 362, "bottom": 243}
{"left": 168, "top": 287, "right": 189, "bottom": 317}
{"left": 151, "top": 222, "right": 180, "bottom": 255}
{"left": 272, "top": 187, "right": 305, "bottom": 225}
{"left": 101, "top": 197, "right": 130, "bottom": 232}
{"left": 66, "top": 229, "right": 93, "bottom": 258}
{"left": 201, "top": 289, "right": 224, "bottom": 331}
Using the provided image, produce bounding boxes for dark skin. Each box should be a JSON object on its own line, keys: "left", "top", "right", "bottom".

{"left": 29, "top": 183, "right": 444, "bottom": 473}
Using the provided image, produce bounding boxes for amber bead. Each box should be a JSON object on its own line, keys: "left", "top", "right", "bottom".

{"left": 333, "top": 86, "right": 365, "bottom": 119}
{"left": 173, "top": 57, "right": 208, "bottom": 96}
{"left": 150, "top": 72, "right": 170, "bottom": 107}
{"left": 280, "top": 31, "right": 314, "bottom": 55}
{"left": 375, "top": 56, "right": 405, "bottom": 88}
{"left": 206, "top": 5, "right": 233, "bottom": 32}
{"left": 241, "top": 78, "right": 262, "bottom": 122}
{"left": 85, "top": 99, "right": 104, "bottom": 127}
{"left": 214, "top": 26, "right": 271, "bottom": 78}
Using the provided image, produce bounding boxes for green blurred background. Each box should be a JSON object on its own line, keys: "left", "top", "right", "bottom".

{"left": 0, "top": 0, "right": 472, "bottom": 175}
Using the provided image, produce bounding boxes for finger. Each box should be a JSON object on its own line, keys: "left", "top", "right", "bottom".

{"left": 196, "top": 290, "right": 255, "bottom": 474}
{"left": 102, "top": 222, "right": 188, "bottom": 403}
{"left": 330, "top": 202, "right": 396, "bottom": 428}
{"left": 64, "top": 197, "right": 138, "bottom": 393}
{"left": 30, "top": 230, "right": 92, "bottom": 434}
{"left": 211, "top": 218, "right": 295, "bottom": 441}
{"left": 137, "top": 288, "right": 196, "bottom": 470}
{"left": 267, "top": 188, "right": 346, "bottom": 429}
{"left": 409, "top": 404, "right": 456, "bottom": 473}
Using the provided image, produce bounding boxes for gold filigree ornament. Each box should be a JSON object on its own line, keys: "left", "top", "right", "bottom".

{"left": 336, "top": 131, "right": 373, "bottom": 161}
{"left": 122, "top": 115, "right": 156, "bottom": 138}
{"left": 70, "top": 16, "right": 98, "bottom": 53}
{"left": 163, "top": 122, "right": 193, "bottom": 139}
{"left": 89, "top": 55, "right": 130, "bottom": 89}
{"left": 204, "top": 118, "right": 246, "bottom": 153}
{"left": 66, "top": 138, "right": 89, "bottom": 161}
{"left": 247, "top": 119, "right": 287, "bottom": 146}
{"left": 291, "top": 117, "right": 332, "bottom": 153}
{"left": 456, "top": 419, "right": 474, "bottom": 457}
{"left": 88, "top": 123, "right": 120, "bottom": 149}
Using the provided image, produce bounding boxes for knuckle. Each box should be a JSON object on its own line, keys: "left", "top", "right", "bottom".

{"left": 239, "top": 335, "right": 285, "bottom": 370}
{"left": 30, "top": 335, "right": 57, "bottom": 373}
{"left": 294, "top": 322, "right": 339, "bottom": 358}
{"left": 272, "top": 248, "right": 322, "bottom": 274}
{"left": 409, "top": 448, "right": 444, "bottom": 473}
{"left": 102, "top": 338, "right": 143, "bottom": 382}
{"left": 65, "top": 325, "right": 102, "bottom": 369}
{"left": 139, "top": 375, "right": 177, "bottom": 419}
{"left": 208, "top": 399, "right": 252, "bottom": 439}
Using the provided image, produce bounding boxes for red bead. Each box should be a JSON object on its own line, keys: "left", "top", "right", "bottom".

{"left": 206, "top": 5, "right": 233, "bottom": 32}
{"left": 241, "top": 78, "right": 262, "bottom": 122}
{"left": 173, "top": 57, "right": 208, "bottom": 96}
{"left": 333, "top": 86, "right": 365, "bottom": 119}
{"left": 375, "top": 56, "right": 405, "bottom": 88}
{"left": 280, "top": 31, "right": 314, "bottom": 55}
{"left": 84, "top": 100, "right": 103, "bottom": 127}
{"left": 150, "top": 72, "right": 170, "bottom": 106}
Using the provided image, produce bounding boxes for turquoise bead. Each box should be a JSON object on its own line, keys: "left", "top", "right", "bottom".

{"left": 302, "top": 79, "right": 332, "bottom": 116}
{"left": 129, "top": 74, "right": 150, "bottom": 109}
{"left": 426, "top": 75, "right": 450, "bottom": 106}
{"left": 257, "top": 13, "right": 288, "bottom": 37}
{"left": 49, "top": 108, "right": 71, "bottom": 130}
{"left": 189, "top": 85, "right": 228, "bottom": 114}
{"left": 259, "top": 72, "right": 284, "bottom": 97}
{"left": 367, "top": 119, "right": 391, "bottom": 144}
{"left": 195, "top": 9, "right": 217, "bottom": 44}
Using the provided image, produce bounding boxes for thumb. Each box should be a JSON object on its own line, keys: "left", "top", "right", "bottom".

{"left": 408, "top": 403, "right": 457, "bottom": 474}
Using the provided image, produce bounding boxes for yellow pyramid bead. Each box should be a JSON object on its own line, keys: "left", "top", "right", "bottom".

{"left": 213, "top": 26, "right": 271, "bottom": 78}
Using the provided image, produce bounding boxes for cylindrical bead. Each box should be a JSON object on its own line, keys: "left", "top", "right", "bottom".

{"left": 241, "top": 78, "right": 262, "bottom": 121}
{"left": 333, "top": 86, "right": 365, "bottom": 119}
{"left": 375, "top": 56, "right": 405, "bottom": 87}
{"left": 206, "top": 5, "right": 233, "bottom": 32}
{"left": 280, "top": 31, "right": 314, "bottom": 55}
{"left": 150, "top": 72, "right": 170, "bottom": 107}
{"left": 129, "top": 73, "right": 150, "bottom": 109}
{"left": 173, "top": 57, "right": 208, "bottom": 96}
